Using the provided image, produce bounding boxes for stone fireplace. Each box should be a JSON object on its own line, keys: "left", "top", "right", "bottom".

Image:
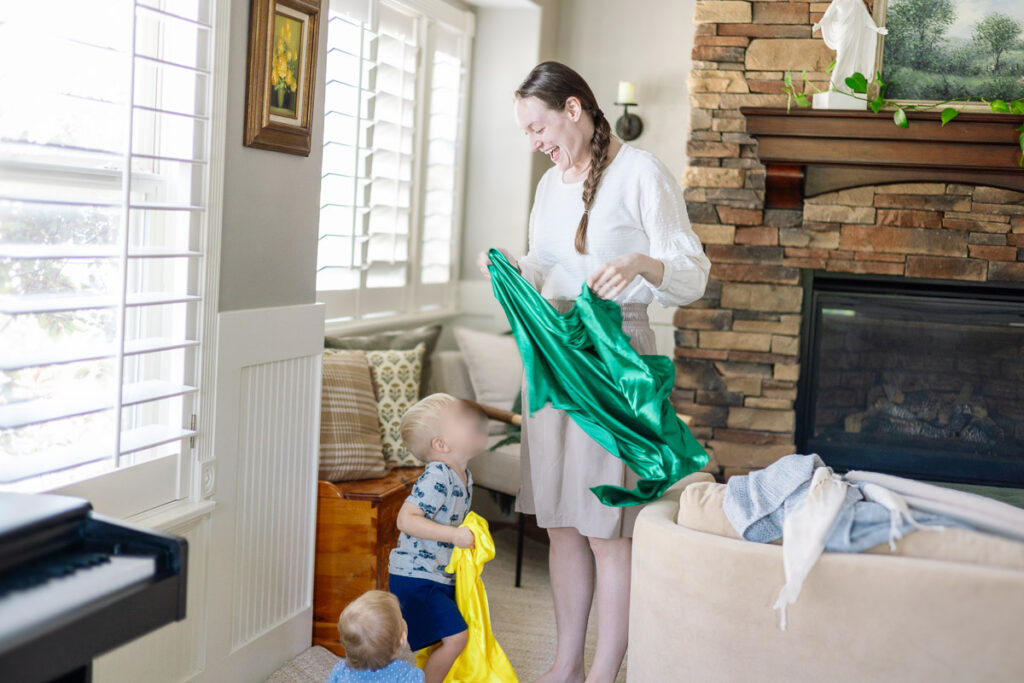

{"left": 676, "top": 0, "right": 1024, "bottom": 485}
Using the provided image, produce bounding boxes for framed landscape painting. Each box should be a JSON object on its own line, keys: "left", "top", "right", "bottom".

{"left": 244, "top": 0, "right": 321, "bottom": 155}
{"left": 875, "top": 0, "right": 1024, "bottom": 102}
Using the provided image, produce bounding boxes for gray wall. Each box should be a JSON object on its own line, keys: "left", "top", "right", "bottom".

{"left": 459, "top": 5, "right": 542, "bottom": 282}
{"left": 218, "top": 0, "right": 328, "bottom": 312}
{"left": 556, "top": 0, "right": 695, "bottom": 181}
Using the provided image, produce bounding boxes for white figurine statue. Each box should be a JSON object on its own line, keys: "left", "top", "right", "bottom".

{"left": 812, "top": 0, "right": 888, "bottom": 109}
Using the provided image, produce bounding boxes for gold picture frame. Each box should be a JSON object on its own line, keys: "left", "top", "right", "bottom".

{"left": 872, "top": 0, "right": 1024, "bottom": 107}
{"left": 244, "top": 0, "right": 321, "bottom": 155}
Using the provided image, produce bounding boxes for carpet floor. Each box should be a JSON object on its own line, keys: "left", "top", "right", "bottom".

{"left": 485, "top": 527, "right": 627, "bottom": 683}
{"left": 268, "top": 526, "right": 628, "bottom": 683}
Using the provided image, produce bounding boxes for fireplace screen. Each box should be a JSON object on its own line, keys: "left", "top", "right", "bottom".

{"left": 796, "top": 273, "right": 1024, "bottom": 488}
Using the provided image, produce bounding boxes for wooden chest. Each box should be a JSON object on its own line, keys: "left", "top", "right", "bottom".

{"left": 312, "top": 467, "right": 424, "bottom": 655}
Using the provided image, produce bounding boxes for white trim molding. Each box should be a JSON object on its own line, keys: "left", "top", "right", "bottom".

{"left": 192, "top": 0, "right": 233, "bottom": 499}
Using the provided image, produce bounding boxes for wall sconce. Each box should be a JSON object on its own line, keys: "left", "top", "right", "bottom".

{"left": 614, "top": 81, "right": 643, "bottom": 141}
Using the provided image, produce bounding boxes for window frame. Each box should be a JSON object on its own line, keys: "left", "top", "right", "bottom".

{"left": 317, "top": 0, "right": 473, "bottom": 329}
{"left": 0, "top": 0, "right": 231, "bottom": 520}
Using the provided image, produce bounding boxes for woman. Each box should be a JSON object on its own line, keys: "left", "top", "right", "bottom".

{"left": 478, "top": 62, "right": 710, "bottom": 683}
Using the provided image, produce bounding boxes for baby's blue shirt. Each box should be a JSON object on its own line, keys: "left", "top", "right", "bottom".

{"left": 325, "top": 659, "right": 423, "bottom": 683}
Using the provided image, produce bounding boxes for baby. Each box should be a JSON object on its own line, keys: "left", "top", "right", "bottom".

{"left": 388, "top": 393, "right": 488, "bottom": 683}
{"left": 327, "top": 590, "right": 423, "bottom": 682}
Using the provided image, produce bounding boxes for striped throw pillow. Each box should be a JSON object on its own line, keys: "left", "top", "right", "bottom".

{"left": 319, "top": 350, "right": 388, "bottom": 482}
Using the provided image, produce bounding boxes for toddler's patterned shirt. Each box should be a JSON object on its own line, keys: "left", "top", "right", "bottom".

{"left": 388, "top": 462, "right": 473, "bottom": 585}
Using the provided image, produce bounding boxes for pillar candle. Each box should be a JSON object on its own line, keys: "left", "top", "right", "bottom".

{"left": 617, "top": 81, "right": 636, "bottom": 104}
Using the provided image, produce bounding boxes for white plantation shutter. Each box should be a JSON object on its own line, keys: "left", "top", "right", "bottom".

{"left": 319, "top": 0, "right": 471, "bottom": 323}
{"left": 0, "top": 0, "right": 214, "bottom": 497}
{"left": 418, "top": 22, "right": 467, "bottom": 295}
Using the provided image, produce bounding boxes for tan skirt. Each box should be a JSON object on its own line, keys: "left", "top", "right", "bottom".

{"left": 515, "top": 300, "right": 655, "bottom": 539}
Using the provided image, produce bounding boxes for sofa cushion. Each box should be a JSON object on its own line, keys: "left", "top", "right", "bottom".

{"left": 453, "top": 327, "right": 522, "bottom": 434}
{"left": 366, "top": 344, "right": 425, "bottom": 468}
{"left": 677, "top": 481, "right": 743, "bottom": 540}
{"left": 325, "top": 323, "right": 441, "bottom": 398}
{"left": 428, "top": 350, "right": 475, "bottom": 400}
{"left": 318, "top": 350, "right": 388, "bottom": 482}
{"left": 468, "top": 436, "right": 521, "bottom": 496}
{"left": 677, "top": 481, "right": 1024, "bottom": 571}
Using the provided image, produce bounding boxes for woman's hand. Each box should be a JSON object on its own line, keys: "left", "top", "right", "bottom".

{"left": 477, "top": 248, "right": 519, "bottom": 277}
{"left": 587, "top": 253, "right": 665, "bottom": 299}
{"left": 452, "top": 527, "right": 475, "bottom": 549}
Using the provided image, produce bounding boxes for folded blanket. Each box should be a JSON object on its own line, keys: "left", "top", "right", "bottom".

{"left": 723, "top": 454, "right": 957, "bottom": 629}
{"left": 845, "top": 470, "right": 1024, "bottom": 543}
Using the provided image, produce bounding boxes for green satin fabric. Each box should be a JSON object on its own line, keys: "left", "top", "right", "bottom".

{"left": 487, "top": 248, "right": 708, "bottom": 507}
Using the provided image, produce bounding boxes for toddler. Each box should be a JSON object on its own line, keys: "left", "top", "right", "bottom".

{"left": 327, "top": 590, "right": 422, "bottom": 682}
{"left": 388, "top": 393, "right": 488, "bottom": 683}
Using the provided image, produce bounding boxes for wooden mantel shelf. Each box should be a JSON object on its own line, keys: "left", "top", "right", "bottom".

{"left": 741, "top": 107, "right": 1024, "bottom": 209}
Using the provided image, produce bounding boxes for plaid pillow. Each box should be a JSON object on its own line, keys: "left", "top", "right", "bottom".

{"left": 319, "top": 350, "right": 388, "bottom": 482}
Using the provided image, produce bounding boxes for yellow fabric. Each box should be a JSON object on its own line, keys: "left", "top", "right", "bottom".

{"left": 415, "top": 512, "right": 518, "bottom": 682}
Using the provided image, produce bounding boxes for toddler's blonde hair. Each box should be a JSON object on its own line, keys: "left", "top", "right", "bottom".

{"left": 400, "top": 392, "right": 461, "bottom": 463}
{"left": 338, "top": 590, "right": 404, "bottom": 671}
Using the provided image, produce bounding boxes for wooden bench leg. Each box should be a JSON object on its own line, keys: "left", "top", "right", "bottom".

{"left": 515, "top": 512, "right": 525, "bottom": 588}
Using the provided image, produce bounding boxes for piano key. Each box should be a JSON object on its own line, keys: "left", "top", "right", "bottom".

{"left": 0, "top": 553, "right": 111, "bottom": 598}
{"left": 0, "top": 554, "right": 156, "bottom": 645}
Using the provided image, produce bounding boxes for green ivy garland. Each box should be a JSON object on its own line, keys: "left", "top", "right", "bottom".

{"left": 782, "top": 65, "right": 1024, "bottom": 165}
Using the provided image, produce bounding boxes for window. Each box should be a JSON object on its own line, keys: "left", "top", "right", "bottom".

{"left": 318, "top": 0, "right": 472, "bottom": 323}
{"left": 0, "top": 0, "right": 217, "bottom": 513}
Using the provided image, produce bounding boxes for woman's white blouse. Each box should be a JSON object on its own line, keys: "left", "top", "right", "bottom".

{"left": 518, "top": 144, "right": 711, "bottom": 307}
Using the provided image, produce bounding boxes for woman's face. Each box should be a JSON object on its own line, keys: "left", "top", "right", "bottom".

{"left": 515, "top": 95, "right": 590, "bottom": 172}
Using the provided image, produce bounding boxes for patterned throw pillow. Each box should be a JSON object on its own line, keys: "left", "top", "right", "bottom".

{"left": 324, "top": 323, "right": 441, "bottom": 398}
{"left": 366, "top": 343, "right": 425, "bottom": 468}
{"left": 319, "top": 350, "right": 389, "bottom": 482}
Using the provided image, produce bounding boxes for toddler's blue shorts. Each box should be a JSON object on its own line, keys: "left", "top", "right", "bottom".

{"left": 388, "top": 573, "right": 467, "bottom": 651}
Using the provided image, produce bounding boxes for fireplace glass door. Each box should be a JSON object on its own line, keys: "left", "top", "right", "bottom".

{"left": 797, "top": 273, "right": 1024, "bottom": 487}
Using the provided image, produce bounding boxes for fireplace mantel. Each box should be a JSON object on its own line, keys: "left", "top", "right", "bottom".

{"left": 742, "top": 107, "right": 1024, "bottom": 209}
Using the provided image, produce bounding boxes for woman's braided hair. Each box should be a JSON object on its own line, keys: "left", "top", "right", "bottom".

{"left": 515, "top": 62, "right": 612, "bottom": 254}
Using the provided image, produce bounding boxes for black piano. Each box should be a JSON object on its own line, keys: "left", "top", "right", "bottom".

{"left": 0, "top": 492, "right": 187, "bottom": 683}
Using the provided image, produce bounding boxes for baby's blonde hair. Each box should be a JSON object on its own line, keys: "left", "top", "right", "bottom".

{"left": 338, "top": 590, "right": 404, "bottom": 671}
{"left": 400, "top": 392, "right": 461, "bottom": 463}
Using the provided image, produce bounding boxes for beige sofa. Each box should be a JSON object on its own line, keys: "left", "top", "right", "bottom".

{"left": 629, "top": 473, "right": 1024, "bottom": 683}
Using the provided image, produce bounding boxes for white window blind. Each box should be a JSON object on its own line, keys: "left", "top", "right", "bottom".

{"left": 420, "top": 23, "right": 466, "bottom": 290}
{"left": 0, "top": 0, "right": 214, "bottom": 499}
{"left": 318, "top": 0, "right": 471, "bottom": 323}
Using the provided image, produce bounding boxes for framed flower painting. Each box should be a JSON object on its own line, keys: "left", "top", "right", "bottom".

{"left": 244, "top": 0, "right": 321, "bottom": 155}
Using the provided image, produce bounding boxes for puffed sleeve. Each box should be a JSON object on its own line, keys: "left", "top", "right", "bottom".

{"left": 639, "top": 156, "right": 711, "bottom": 307}
{"left": 516, "top": 180, "right": 547, "bottom": 291}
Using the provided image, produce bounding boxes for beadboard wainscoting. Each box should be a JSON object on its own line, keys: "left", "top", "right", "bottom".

{"left": 230, "top": 354, "right": 322, "bottom": 650}
{"left": 94, "top": 302, "right": 325, "bottom": 683}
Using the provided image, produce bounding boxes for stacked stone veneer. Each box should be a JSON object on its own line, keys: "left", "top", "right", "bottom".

{"left": 677, "top": 0, "right": 1024, "bottom": 478}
